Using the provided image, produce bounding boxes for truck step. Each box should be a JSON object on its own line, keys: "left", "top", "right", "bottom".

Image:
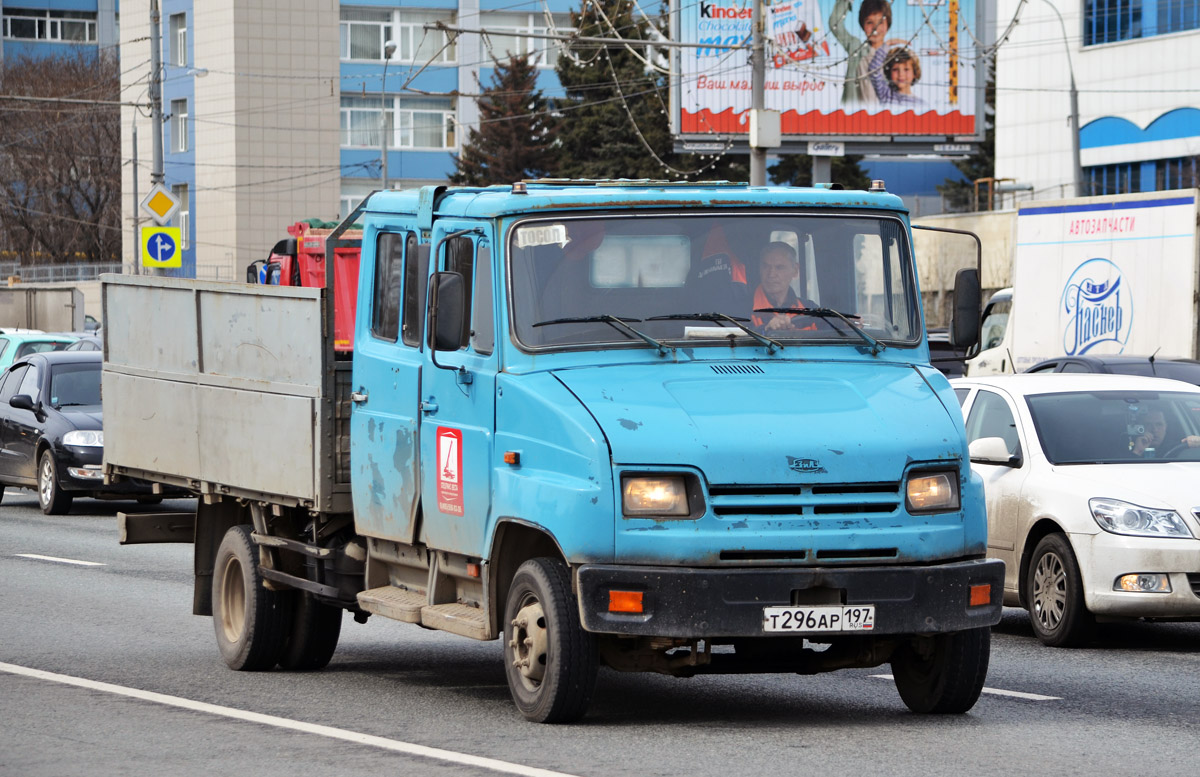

{"left": 421, "top": 602, "right": 491, "bottom": 641}
{"left": 357, "top": 586, "right": 423, "bottom": 623}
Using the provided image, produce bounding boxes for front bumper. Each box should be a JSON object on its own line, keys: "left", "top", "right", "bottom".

{"left": 1074, "top": 531, "right": 1200, "bottom": 618}
{"left": 576, "top": 558, "right": 1004, "bottom": 638}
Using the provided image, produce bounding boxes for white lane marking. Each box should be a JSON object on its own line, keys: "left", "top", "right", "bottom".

{"left": 871, "top": 674, "right": 1061, "bottom": 701}
{"left": 14, "top": 554, "right": 105, "bottom": 567}
{"left": 0, "top": 662, "right": 578, "bottom": 777}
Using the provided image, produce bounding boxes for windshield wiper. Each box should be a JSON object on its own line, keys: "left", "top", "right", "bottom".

{"left": 532, "top": 315, "right": 674, "bottom": 356}
{"left": 647, "top": 313, "right": 784, "bottom": 354}
{"left": 753, "top": 307, "right": 887, "bottom": 355}
{"left": 55, "top": 402, "right": 93, "bottom": 408}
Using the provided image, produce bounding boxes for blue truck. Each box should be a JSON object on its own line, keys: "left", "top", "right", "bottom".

{"left": 105, "top": 180, "right": 1001, "bottom": 723}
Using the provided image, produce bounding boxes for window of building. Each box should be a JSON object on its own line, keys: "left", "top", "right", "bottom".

{"left": 170, "top": 99, "right": 189, "bottom": 152}
{"left": 482, "top": 12, "right": 571, "bottom": 68}
{"left": 340, "top": 95, "right": 457, "bottom": 150}
{"left": 1084, "top": 0, "right": 1200, "bottom": 45}
{"left": 339, "top": 7, "right": 455, "bottom": 63}
{"left": 2, "top": 8, "right": 98, "bottom": 42}
{"left": 169, "top": 13, "right": 187, "bottom": 67}
{"left": 1156, "top": 156, "right": 1200, "bottom": 189}
{"left": 172, "top": 184, "right": 190, "bottom": 249}
{"left": 1086, "top": 162, "right": 1135, "bottom": 195}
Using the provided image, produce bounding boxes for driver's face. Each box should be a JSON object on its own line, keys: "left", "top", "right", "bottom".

{"left": 759, "top": 250, "right": 799, "bottom": 298}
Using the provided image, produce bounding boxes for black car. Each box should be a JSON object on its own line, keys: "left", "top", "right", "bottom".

{"left": 0, "top": 351, "right": 163, "bottom": 514}
{"left": 1025, "top": 354, "right": 1200, "bottom": 386}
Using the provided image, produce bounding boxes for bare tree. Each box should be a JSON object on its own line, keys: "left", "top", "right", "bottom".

{"left": 0, "top": 53, "right": 122, "bottom": 267}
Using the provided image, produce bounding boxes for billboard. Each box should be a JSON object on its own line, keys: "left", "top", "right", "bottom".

{"left": 672, "top": 0, "right": 985, "bottom": 150}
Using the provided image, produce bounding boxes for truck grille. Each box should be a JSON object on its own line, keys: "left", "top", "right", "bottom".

{"left": 708, "top": 482, "right": 901, "bottom": 518}
{"left": 1187, "top": 573, "right": 1200, "bottom": 598}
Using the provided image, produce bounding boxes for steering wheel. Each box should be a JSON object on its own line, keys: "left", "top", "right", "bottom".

{"left": 1160, "top": 442, "right": 1200, "bottom": 459}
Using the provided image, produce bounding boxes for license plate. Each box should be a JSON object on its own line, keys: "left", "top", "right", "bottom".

{"left": 762, "top": 605, "right": 876, "bottom": 633}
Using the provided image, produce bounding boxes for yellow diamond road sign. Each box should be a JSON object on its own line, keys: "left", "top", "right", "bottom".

{"left": 140, "top": 183, "right": 180, "bottom": 226}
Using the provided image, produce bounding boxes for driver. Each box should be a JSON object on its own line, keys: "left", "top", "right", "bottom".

{"left": 1130, "top": 409, "right": 1200, "bottom": 457}
{"left": 751, "top": 242, "right": 813, "bottom": 331}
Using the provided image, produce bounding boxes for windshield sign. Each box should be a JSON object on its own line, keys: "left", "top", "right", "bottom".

{"left": 509, "top": 214, "right": 917, "bottom": 350}
{"left": 1028, "top": 390, "right": 1200, "bottom": 464}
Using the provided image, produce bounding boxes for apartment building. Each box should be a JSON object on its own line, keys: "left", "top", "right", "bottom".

{"left": 118, "top": 0, "right": 575, "bottom": 280}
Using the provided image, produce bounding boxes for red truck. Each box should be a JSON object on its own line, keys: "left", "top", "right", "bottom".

{"left": 247, "top": 220, "right": 362, "bottom": 353}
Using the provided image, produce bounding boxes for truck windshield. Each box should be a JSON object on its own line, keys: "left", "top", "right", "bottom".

{"left": 509, "top": 213, "right": 918, "bottom": 350}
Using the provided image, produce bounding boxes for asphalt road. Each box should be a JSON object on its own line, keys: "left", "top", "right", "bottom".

{"left": 2, "top": 491, "right": 1198, "bottom": 777}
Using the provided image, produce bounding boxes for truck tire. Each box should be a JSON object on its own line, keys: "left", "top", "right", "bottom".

{"left": 891, "top": 627, "right": 990, "bottom": 714}
{"left": 38, "top": 450, "right": 73, "bottom": 515}
{"left": 212, "top": 525, "right": 291, "bottom": 671}
{"left": 503, "top": 557, "right": 598, "bottom": 723}
{"left": 278, "top": 591, "right": 342, "bottom": 671}
{"left": 1027, "top": 533, "right": 1094, "bottom": 647}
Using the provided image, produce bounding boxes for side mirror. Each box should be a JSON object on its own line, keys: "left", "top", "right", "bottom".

{"left": 969, "top": 436, "right": 1021, "bottom": 467}
{"left": 950, "top": 268, "right": 981, "bottom": 349}
{"left": 10, "top": 394, "right": 37, "bottom": 413}
{"left": 428, "top": 271, "right": 466, "bottom": 352}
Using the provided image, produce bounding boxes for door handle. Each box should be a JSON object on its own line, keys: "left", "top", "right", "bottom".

{"left": 351, "top": 391, "right": 369, "bottom": 404}
{"left": 421, "top": 399, "right": 439, "bottom": 415}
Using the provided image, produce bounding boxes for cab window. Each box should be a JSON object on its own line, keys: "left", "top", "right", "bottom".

{"left": 965, "top": 390, "right": 1021, "bottom": 459}
{"left": 445, "top": 236, "right": 475, "bottom": 350}
{"left": 371, "top": 232, "right": 407, "bottom": 342}
{"left": 472, "top": 244, "right": 494, "bottom": 355}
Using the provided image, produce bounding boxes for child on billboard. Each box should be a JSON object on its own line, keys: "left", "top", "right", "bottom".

{"left": 827, "top": 0, "right": 905, "bottom": 105}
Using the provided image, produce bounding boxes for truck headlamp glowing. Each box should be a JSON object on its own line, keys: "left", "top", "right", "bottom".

{"left": 1089, "top": 498, "right": 1192, "bottom": 538}
{"left": 622, "top": 476, "right": 689, "bottom": 517}
{"left": 63, "top": 430, "right": 104, "bottom": 448}
{"left": 905, "top": 471, "right": 959, "bottom": 513}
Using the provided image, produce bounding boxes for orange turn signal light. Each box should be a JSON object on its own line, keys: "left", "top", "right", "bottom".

{"left": 969, "top": 583, "right": 992, "bottom": 607}
{"left": 503, "top": 451, "right": 521, "bottom": 465}
{"left": 466, "top": 562, "right": 481, "bottom": 578}
{"left": 608, "top": 590, "right": 644, "bottom": 614}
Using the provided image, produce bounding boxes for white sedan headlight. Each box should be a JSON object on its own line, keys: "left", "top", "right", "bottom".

{"left": 1089, "top": 498, "right": 1192, "bottom": 538}
{"left": 63, "top": 430, "right": 104, "bottom": 448}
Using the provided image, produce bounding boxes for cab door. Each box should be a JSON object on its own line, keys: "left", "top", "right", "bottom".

{"left": 418, "top": 224, "right": 497, "bottom": 557}
{"left": 350, "top": 227, "right": 426, "bottom": 542}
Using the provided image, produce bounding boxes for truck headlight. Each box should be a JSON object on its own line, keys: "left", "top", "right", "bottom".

{"left": 63, "top": 430, "right": 104, "bottom": 448}
{"left": 622, "top": 476, "right": 690, "bottom": 517}
{"left": 906, "top": 471, "right": 960, "bottom": 513}
{"left": 1089, "top": 498, "right": 1192, "bottom": 538}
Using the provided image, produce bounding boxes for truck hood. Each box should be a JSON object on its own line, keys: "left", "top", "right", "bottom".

{"left": 552, "top": 361, "right": 961, "bottom": 485}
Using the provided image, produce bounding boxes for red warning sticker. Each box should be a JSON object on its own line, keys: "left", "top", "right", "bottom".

{"left": 437, "top": 426, "right": 464, "bottom": 516}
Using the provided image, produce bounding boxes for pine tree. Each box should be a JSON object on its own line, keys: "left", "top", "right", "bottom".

{"left": 553, "top": 0, "right": 669, "bottom": 179}
{"left": 553, "top": 0, "right": 745, "bottom": 181}
{"left": 450, "top": 54, "right": 556, "bottom": 185}
{"left": 767, "top": 154, "right": 872, "bottom": 190}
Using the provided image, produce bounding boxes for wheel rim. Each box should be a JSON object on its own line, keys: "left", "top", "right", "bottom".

{"left": 1032, "top": 551, "right": 1068, "bottom": 632}
{"left": 508, "top": 596, "right": 548, "bottom": 691}
{"left": 218, "top": 555, "right": 247, "bottom": 644}
{"left": 39, "top": 457, "right": 53, "bottom": 506}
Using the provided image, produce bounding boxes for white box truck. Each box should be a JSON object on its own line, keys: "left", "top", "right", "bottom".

{"left": 965, "top": 189, "right": 1200, "bottom": 375}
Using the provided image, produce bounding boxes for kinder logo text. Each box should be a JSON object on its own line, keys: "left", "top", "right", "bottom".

{"left": 700, "top": 2, "right": 752, "bottom": 19}
{"left": 1061, "top": 258, "right": 1132, "bottom": 355}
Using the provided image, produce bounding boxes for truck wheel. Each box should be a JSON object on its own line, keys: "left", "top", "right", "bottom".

{"left": 278, "top": 591, "right": 342, "bottom": 671}
{"left": 1027, "top": 533, "right": 1094, "bottom": 647}
{"left": 891, "top": 627, "right": 990, "bottom": 714}
{"left": 503, "top": 557, "right": 598, "bottom": 723}
{"left": 38, "top": 450, "right": 73, "bottom": 515}
{"left": 211, "top": 525, "right": 291, "bottom": 670}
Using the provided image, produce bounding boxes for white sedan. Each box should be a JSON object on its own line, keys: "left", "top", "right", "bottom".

{"left": 952, "top": 373, "right": 1200, "bottom": 646}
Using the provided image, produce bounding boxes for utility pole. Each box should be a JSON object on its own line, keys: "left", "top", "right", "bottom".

{"left": 1043, "top": 0, "right": 1083, "bottom": 196}
{"left": 149, "top": 0, "right": 163, "bottom": 186}
{"left": 132, "top": 120, "right": 140, "bottom": 275}
{"left": 381, "top": 40, "right": 396, "bottom": 189}
{"left": 749, "top": 1, "right": 767, "bottom": 186}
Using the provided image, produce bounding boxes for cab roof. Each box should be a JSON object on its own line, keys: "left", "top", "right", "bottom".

{"left": 361, "top": 180, "right": 908, "bottom": 223}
